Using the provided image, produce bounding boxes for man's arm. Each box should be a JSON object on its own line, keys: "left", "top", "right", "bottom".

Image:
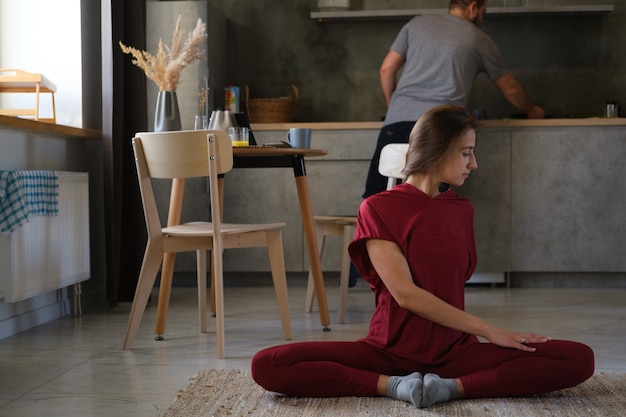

{"left": 492, "top": 73, "right": 545, "bottom": 119}
{"left": 380, "top": 50, "right": 405, "bottom": 106}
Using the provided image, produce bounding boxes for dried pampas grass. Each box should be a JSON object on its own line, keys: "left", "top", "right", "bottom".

{"left": 119, "top": 16, "right": 207, "bottom": 92}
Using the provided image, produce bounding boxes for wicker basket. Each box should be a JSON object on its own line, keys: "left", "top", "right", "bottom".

{"left": 244, "top": 85, "right": 298, "bottom": 123}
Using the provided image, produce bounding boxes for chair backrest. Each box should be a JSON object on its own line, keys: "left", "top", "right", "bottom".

{"left": 132, "top": 130, "right": 233, "bottom": 238}
{"left": 379, "top": 143, "right": 409, "bottom": 190}
{"left": 133, "top": 130, "right": 233, "bottom": 180}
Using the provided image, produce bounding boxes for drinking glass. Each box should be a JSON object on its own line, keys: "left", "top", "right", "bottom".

{"left": 228, "top": 127, "right": 250, "bottom": 146}
{"left": 194, "top": 115, "right": 208, "bottom": 130}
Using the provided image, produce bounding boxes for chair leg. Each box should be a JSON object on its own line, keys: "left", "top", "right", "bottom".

{"left": 197, "top": 250, "right": 208, "bottom": 333}
{"left": 305, "top": 223, "right": 326, "bottom": 313}
{"left": 50, "top": 92, "right": 56, "bottom": 123}
{"left": 210, "top": 257, "right": 216, "bottom": 316}
{"left": 338, "top": 224, "right": 355, "bottom": 324}
{"left": 267, "top": 230, "right": 292, "bottom": 340}
{"left": 212, "top": 244, "right": 226, "bottom": 359}
{"left": 155, "top": 178, "right": 186, "bottom": 338}
{"left": 210, "top": 176, "right": 226, "bottom": 317}
{"left": 123, "top": 243, "right": 164, "bottom": 350}
{"left": 154, "top": 252, "right": 175, "bottom": 339}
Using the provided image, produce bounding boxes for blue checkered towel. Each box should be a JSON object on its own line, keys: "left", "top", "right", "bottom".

{"left": 0, "top": 170, "right": 59, "bottom": 235}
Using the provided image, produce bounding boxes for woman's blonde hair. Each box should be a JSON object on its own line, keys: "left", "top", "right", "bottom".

{"left": 402, "top": 105, "right": 477, "bottom": 178}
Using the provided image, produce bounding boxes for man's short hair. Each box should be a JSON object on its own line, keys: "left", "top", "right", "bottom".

{"left": 449, "top": 0, "right": 486, "bottom": 10}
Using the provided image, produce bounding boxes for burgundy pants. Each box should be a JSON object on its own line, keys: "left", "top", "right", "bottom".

{"left": 251, "top": 339, "right": 594, "bottom": 398}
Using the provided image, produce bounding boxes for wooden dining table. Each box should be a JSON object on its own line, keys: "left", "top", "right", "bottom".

{"left": 153, "top": 146, "right": 332, "bottom": 340}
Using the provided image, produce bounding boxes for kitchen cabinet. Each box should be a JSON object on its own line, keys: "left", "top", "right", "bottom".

{"left": 245, "top": 121, "right": 626, "bottom": 276}
{"left": 464, "top": 121, "right": 626, "bottom": 273}
{"left": 159, "top": 119, "right": 626, "bottom": 278}
{"left": 509, "top": 127, "right": 626, "bottom": 271}
{"left": 311, "top": 4, "right": 614, "bottom": 22}
{"left": 456, "top": 129, "right": 511, "bottom": 273}
{"left": 432, "top": 121, "right": 626, "bottom": 274}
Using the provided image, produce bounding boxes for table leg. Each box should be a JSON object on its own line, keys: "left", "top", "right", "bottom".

{"left": 154, "top": 178, "right": 185, "bottom": 338}
{"left": 295, "top": 175, "right": 331, "bottom": 329}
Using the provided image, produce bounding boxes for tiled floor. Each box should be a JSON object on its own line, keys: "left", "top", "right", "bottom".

{"left": 0, "top": 281, "right": 624, "bottom": 417}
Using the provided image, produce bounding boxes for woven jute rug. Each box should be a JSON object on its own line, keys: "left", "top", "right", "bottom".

{"left": 160, "top": 369, "right": 626, "bottom": 417}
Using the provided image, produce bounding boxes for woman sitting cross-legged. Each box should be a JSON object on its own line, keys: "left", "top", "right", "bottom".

{"left": 251, "top": 104, "right": 594, "bottom": 408}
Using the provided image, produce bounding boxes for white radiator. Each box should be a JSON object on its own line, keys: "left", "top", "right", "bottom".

{"left": 0, "top": 171, "right": 90, "bottom": 302}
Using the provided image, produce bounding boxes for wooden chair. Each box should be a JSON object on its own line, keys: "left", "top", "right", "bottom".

{"left": 378, "top": 143, "right": 410, "bottom": 189}
{"left": 305, "top": 143, "right": 409, "bottom": 323}
{"left": 123, "top": 130, "right": 291, "bottom": 358}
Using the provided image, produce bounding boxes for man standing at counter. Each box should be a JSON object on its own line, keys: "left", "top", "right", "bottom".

{"left": 363, "top": 0, "right": 545, "bottom": 198}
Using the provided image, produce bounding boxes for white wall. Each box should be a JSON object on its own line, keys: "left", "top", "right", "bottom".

{"left": 0, "top": 0, "right": 82, "bottom": 127}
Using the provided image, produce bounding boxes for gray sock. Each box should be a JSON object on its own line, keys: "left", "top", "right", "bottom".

{"left": 422, "top": 373, "right": 459, "bottom": 408}
{"left": 386, "top": 372, "right": 423, "bottom": 407}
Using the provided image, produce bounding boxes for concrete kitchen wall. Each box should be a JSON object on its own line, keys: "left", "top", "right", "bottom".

{"left": 201, "top": 0, "right": 625, "bottom": 121}
{"left": 144, "top": 0, "right": 626, "bottom": 285}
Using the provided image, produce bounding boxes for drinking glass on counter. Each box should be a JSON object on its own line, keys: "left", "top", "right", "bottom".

{"left": 229, "top": 127, "right": 250, "bottom": 146}
{"left": 194, "top": 115, "right": 208, "bottom": 130}
{"left": 605, "top": 102, "right": 619, "bottom": 118}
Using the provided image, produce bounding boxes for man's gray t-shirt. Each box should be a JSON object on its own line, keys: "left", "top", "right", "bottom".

{"left": 384, "top": 13, "right": 506, "bottom": 126}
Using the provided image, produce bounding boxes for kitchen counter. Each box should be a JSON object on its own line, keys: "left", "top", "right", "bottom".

{"left": 251, "top": 118, "right": 626, "bottom": 131}
{"left": 230, "top": 121, "right": 626, "bottom": 282}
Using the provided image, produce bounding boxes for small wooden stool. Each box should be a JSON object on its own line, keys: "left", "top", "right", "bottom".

{"left": 0, "top": 68, "right": 57, "bottom": 123}
{"left": 305, "top": 215, "right": 356, "bottom": 324}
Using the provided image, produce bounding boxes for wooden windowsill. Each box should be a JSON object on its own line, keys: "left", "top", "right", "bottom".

{"left": 0, "top": 115, "right": 101, "bottom": 140}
